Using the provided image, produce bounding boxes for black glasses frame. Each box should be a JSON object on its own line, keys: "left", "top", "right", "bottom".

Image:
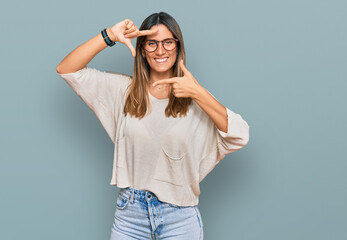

{"left": 142, "top": 38, "right": 179, "bottom": 52}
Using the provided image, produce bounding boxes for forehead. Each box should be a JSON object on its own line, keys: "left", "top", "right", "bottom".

{"left": 145, "top": 24, "right": 174, "bottom": 41}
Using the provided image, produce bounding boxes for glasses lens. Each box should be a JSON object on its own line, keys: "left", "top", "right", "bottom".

{"left": 144, "top": 39, "right": 178, "bottom": 52}
{"left": 163, "top": 39, "right": 177, "bottom": 51}
{"left": 144, "top": 40, "right": 157, "bottom": 52}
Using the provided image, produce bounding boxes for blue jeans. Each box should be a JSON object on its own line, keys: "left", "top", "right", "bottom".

{"left": 110, "top": 187, "right": 204, "bottom": 240}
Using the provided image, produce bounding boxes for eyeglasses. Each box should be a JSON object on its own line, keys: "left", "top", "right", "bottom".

{"left": 142, "top": 38, "right": 179, "bottom": 52}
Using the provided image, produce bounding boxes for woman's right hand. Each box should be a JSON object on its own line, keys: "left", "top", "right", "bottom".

{"left": 107, "top": 19, "right": 159, "bottom": 58}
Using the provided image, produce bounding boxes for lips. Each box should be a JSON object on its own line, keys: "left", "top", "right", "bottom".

{"left": 155, "top": 57, "right": 168, "bottom": 63}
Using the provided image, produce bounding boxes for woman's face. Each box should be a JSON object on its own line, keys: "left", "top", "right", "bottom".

{"left": 142, "top": 24, "right": 177, "bottom": 76}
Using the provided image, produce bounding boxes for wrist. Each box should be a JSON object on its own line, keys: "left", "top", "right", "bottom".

{"left": 106, "top": 28, "right": 117, "bottom": 42}
{"left": 192, "top": 84, "right": 206, "bottom": 101}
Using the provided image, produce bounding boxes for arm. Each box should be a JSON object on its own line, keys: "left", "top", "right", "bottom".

{"left": 152, "top": 60, "right": 250, "bottom": 151}
{"left": 193, "top": 86, "right": 228, "bottom": 133}
{"left": 180, "top": 62, "right": 249, "bottom": 148}
{"left": 56, "top": 19, "right": 159, "bottom": 74}
{"left": 194, "top": 85, "right": 250, "bottom": 147}
{"left": 56, "top": 30, "right": 111, "bottom": 74}
{"left": 56, "top": 28, "right": 113, "bottom": 74}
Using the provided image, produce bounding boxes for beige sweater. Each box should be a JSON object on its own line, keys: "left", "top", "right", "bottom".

{"left": 58, "top": 67, "right": 250, "bottom": 206}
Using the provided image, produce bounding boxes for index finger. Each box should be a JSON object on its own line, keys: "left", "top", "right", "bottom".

{"left": 153, "top": 78, "right": 178, "bottom": 86}
{"left": 138, "top": 28, "right": 159, "bottom": 36}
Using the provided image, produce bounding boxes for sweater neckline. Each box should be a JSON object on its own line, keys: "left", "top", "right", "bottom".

{"left": 148, "top": 91, "right": 169, "bottom": 102}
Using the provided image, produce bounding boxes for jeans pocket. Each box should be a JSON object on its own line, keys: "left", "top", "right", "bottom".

{"left": 194, "top": 206, "right": 204, "bottom": 239}
{"left": 194, "top": 206, "right": 203, "bottom": 228}
{"left": 116, "top": 192, "right": 130, "bottom": 210}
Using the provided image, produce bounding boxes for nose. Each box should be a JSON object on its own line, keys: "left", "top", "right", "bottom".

{"left": 156, "top": 42, "right": 165, "bottom": 55}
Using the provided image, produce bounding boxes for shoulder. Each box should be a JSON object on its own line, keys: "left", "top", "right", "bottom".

{"left": 104, "top": 70, "right": 132, "bottom": 92}
{"left": 105, "top": 70, "right": 132, "bottom": 80}
{"left": 104, "top": 70, "right": 132, "bottom": 83}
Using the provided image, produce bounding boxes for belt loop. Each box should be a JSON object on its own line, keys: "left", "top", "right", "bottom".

{"left": 130, "top": 188, "right": 134, "bottom": 204}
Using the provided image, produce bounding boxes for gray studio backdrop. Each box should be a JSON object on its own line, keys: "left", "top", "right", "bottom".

{"left": 1, "top": 0, "right": 346, "bottom": 239}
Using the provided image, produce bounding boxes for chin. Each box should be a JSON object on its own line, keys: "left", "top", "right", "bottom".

{"left": 153, "top": 67, "right": 173, "bottom": 73}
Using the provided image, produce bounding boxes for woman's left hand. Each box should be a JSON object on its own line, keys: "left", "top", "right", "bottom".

{"left": 153, "top": 60, "right": 202, "bottom": 99}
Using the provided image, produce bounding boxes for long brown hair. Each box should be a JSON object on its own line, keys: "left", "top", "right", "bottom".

{"left": 123, "top": 12, "right": 192, "bottom": 119}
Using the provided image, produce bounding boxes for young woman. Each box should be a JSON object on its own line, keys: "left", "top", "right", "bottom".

{"left": 57, "top": 11, "right": 250, "bottom": 240}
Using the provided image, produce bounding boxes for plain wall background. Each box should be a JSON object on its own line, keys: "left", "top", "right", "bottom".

{"left": 1, "top": 0, "right": 346, "bottom": 239}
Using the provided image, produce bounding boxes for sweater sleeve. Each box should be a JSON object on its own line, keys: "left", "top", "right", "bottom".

{"left": 201, "top": 90, "right": 250, "bottom": 160}
{"left": 215, "top": 107, "right": 250, "bottom": 161}
{"left": 197, "top": 106, "right": 250, "bottom": 183}
{"left": 191, "top": 93, "right": 250, "bottom": 183}
{"left": 58, "top": 66, "right": 131, "bottom": 144}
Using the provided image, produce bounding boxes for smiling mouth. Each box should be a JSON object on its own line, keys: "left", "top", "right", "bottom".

{"left": 155, "top": 57, "right": 168, "bottom": 63}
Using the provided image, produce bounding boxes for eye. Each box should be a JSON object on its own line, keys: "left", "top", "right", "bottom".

{"left": 164, "top": 40, "right": 174, "bottom": 45}
{"left": 147, "top": 41, "right": 156, "bottom": 46}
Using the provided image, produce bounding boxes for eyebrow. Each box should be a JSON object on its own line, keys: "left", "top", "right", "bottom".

{"left": 146, "top": 38, "right": 175, "bottom": 41}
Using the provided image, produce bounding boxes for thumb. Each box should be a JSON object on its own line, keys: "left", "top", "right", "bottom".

{"left": 179, "top": 59, "right": 190, "bottom": 76}
{"left": 124, "top": 40, "right": 136, "bottom": 57}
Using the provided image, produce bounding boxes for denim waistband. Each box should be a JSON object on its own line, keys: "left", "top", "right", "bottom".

{"left": 119, "top": 187, "right": 159, "bottom": 204}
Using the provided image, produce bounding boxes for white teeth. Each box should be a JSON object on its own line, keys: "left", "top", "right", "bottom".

{"left": 155, "top": 58, "right": 168, "bottom": 63}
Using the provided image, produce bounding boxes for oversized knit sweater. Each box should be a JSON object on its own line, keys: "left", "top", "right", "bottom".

{"left": 58, "top": 66, "right": 250, "bottom": 206}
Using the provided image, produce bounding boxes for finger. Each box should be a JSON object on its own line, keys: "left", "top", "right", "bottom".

{"left": 156, "top": 84, "right": 171, "bottom": 90}
{"left": 123, "top": 25, "right": 136, "bottom": 35}
{"left": 153, "top": 78, "right": 177, "bottom": 86}
{"left": 179, "top": 59, "right": 191, "bottom": 76}
{"left": 172, "top": 82, "right": 180, "bottom": 88}
{"left": 138, "top": 28, "right": 159, "bottom": 36}
{"left": 124, "top": 30, "right": 140, "bottom": 39}
{"left": 123, "top": 19, "right": 132, "bottom": 29}
{"left": 126, "top": 20, "right": 133, "bottom": 29}
{"left": 124, "top": 41, "right": 136, "bottom": 58}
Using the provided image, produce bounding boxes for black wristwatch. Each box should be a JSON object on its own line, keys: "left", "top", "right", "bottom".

{"left": 101, "top": 28, "right": 116, "bottom": 47}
